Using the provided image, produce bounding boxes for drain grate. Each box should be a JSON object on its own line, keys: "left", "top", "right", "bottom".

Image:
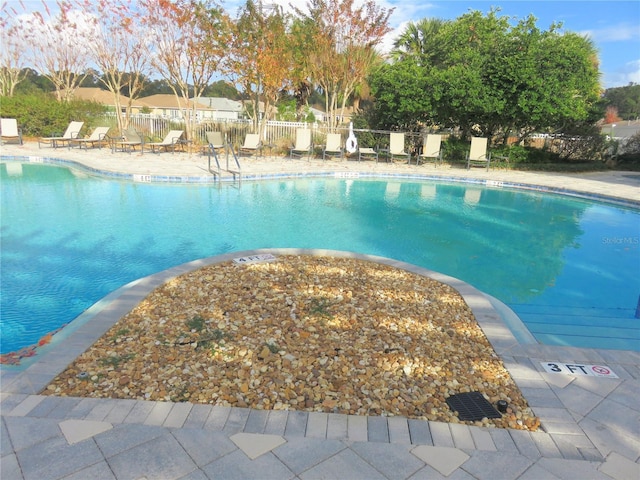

{"left": 445, "top": 392, "right": 502, "bottom": 421}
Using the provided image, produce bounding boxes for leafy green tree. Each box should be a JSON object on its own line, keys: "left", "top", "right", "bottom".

{"left": 287, "top": 16, "right": 316, "bottom": 113}
{"left": 604, "top": 84, "right": 640, "bottom": 120}
{"left": 78, "top": 70, "right": 103, "bottom": 89}
{"left": 202, "top": 80, "right": 240, "bottom": 99}
{"left": 139, "top": 78, "right": 174, "bottom": 97}
{"left": 367, "top": 59, "right": 432, "bottom": 131}
{"left": 429, "top": 10, "right": 511, "bottom": 138}
{"left": 483, "top": 15, "right": 600, "bottom": 142}
{"left": 14, "top": 68, "right": 55, "bottom": 94}
{"left": 276, "top": 98, "right": 297, "bottom": 121}
{"left": 370, "top": 9, "right": 601, "bottom": 143}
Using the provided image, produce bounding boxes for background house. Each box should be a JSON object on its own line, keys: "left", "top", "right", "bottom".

{"left": 137, "top": 94, "right": 215, "bottom": 120}
{"left": 195, "top": 97, "right": 244, "bottom": 120}
{"left": 67, "top": 87, "right": 145, "bottom": 114}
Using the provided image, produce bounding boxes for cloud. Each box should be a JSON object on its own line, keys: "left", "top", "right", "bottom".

{"left": 580, "top": 23, "right": 640, "bottom": 42}
{"left": 603, "top": 59, "right": 640, "bottom": 88}
{"left": 619, "top": 59, "right": 640, "bottom": 85}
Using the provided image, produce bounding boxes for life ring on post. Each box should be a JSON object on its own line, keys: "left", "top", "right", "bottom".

{"left": 346, "top": 122, "right": 358, "bottom": 154}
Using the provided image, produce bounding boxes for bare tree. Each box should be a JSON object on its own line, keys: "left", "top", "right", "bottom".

{"left": 141, "top": 0, "right": 229, "bottom": 142}
{"left": 83, "top": 0, "right": 151, "bottom": 132}
{"left": 0, "top": 3, "right": 28, "bottom": 97}
{"left": 20, "top": 0, "right": 96, "bottom": 102}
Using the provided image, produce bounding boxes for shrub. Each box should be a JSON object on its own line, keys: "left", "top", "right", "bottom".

{"left": 547, "top": 134, "right": 607, "bottom": 162}
{"left": 613, "top": 132, "right": 640, "bottom": 169}
{"left": 300, "top": 106, "right": 316, "bottom": 123}
{"left": 0, "top": 93, "right": 107, "bottom": 137}
{"left": 351, "top": 114, "right": 377, "bottom": 149}
{"left": 276, "top": 99, "right": 297, "bottom": 121}
{"left": 521, "top": 146, "right": 562, "bottom": 164}
{"left": 492, "top": 144, "right": 528, "bottom": 166}
{"left": 442, "top": 136, "right": 469, "bottom": 163}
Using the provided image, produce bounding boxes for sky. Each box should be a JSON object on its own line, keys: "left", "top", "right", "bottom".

{"left": 6, "top": 0, "right": 640, "bottom": 89}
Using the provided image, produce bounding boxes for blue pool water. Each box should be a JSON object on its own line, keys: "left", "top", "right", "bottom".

{"left": 1, "top": 162, "right": 639, "bottom": 353}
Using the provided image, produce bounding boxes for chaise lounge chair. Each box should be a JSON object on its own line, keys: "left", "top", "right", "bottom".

{"left": 466, "top": 137, "right": 491, "bottom": 171}
{"left": 384, "top": 132, "right": 411, "bottom": 163}
{"left": 322, "top": 133, "right": 343, "bottom": 161}
{"left": 238, "top": 133, "right": 262, "bottom": 158}
{"left": 417, "top": 134, "right": 443, "bottom": 166}
{"left": 70, "top": 126, "right": 111, "bottom": 149}
{"left": 38, "top": 121, "right": 84, "bottom": 148}
{"left": 111, "top": 127, "right": 144, "bottom": 154}
{"left": 202, "top": 131, "right": 226, "bottom": 156}
{"left": 147, "top": 130, "right": 184, "bottom": 153}
{"left": 357, "top": 145, "right": 379, "bottom": 162}
{"left": 1, "top": 118, "right": 23, "bottom": 145}
{"left": 289, "top": 128, "right": 313, "bottom": 160}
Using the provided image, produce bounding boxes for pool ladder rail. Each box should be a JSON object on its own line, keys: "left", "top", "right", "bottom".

{"left": 207, "top": 136, "right": 241, "bottom": 184}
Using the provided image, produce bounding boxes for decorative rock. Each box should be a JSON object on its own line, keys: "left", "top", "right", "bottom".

{"left": 43, "top": 255, "right": 539, "bottom": 431}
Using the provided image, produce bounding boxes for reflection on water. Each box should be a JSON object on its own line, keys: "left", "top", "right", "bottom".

{"left": 1, "top": 162, "right": 639, "bottom": 352}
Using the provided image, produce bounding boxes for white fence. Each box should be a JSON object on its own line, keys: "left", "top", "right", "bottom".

{"left": 99, "top": 113, "right": 424, "bottom": 155}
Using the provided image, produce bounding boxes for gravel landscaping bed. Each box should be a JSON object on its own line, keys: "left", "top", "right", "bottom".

{"left": 45, "top": 255, "right": 540, "bottom": 431}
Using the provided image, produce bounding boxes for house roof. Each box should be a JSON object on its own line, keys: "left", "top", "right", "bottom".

{"left": 196, "top": 97, "right": 243, "bottom": 112}
{"left": 68, "top": 87, "right": 138, "bottom": 106}
{"left": 137, "top": 94, "right": 212, "bottom": 110}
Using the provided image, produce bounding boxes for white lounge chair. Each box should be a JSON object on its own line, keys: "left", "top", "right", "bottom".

{"left": 1, "top": 118, "right": 23, "bottom": 145}
{"left": 357, "top": 146, "right": 379, "bottom": 162}
{"left": 203, "top": 131, "right": 225, "bottom": 155}
{"left": 322, "top": 133, "right": 343, "bottom": 160}
{"left": 385, "top": 132, "right": 411, "bottom": 163}
{"left": 71, "top": 126, "right": 110, "bottom": 149}
{"left": 147, "top": 130, "right": 184, "bottom": 153}
{"left": 239, "top": 133, "right": 262, "bottom": 158}
{"left": 466, "top": 137, "right": 491, "bottom": 170}
{"left": 111, "top": 127, "right": 144, "bottom": 154}
{"left": 289, "top": 128, "right": 312, "bottom": 160}
{"left": 417, "top": 134, "right": 443, "bottom": 166}
{"left": 38, "top": 121, "right": 84, "bottom": 148}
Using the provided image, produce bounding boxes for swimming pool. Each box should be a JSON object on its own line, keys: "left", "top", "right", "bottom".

{"left": 1, "top": 162, "right": 639, "bottom": 353}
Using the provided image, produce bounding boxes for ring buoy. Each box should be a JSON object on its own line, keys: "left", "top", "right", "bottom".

{"left": 346, "top": 122, "right": 358, "bottom": 153}
{"left": 346, "top": 134, "right": 358, "bottom": 154}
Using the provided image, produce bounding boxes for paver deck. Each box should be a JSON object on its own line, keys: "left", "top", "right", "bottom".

{"left": 1, "top": 143, "right": 639, "bottom": 479}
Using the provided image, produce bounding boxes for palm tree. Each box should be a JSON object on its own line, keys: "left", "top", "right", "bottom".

{"left": 391, "top": 18, "right": 447, "bottom": 65}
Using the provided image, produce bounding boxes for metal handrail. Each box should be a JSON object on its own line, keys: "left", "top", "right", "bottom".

{"left": 207, "top": 139, "right": 241, "bottom": 184}
{"left": 207, "top": 144, "right": 222, "bottom": 180}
